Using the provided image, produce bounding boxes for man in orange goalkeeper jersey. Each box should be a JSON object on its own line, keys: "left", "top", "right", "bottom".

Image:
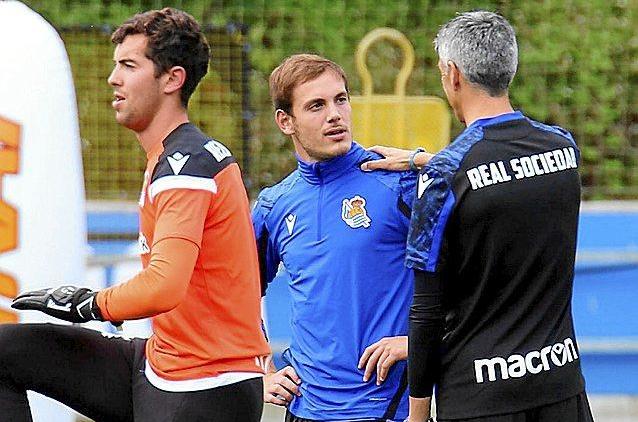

{"left": 3, "top": 8, "right": 269, "bottom": 422}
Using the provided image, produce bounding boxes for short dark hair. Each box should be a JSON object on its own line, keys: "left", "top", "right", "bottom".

{"left": 269, "top": 54, "right": 349, "bottom": 115}
{"left": 112, "top": 7, "right": 210, "bottom": 107}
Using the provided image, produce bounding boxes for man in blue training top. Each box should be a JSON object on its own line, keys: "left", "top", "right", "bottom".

{"left": 252, "top": 54, "right": 417, "bottom": 421}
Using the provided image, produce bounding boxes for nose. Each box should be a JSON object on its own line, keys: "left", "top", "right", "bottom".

{"left": 107, "top": 67, "right": 120, "bottom": 87}
{"left": 326, "top": 101, "right": 342, "bottom": 123}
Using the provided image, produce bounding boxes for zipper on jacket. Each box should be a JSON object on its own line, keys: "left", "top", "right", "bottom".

{"left": 317, "top": 167, "right": 323, "bottom": 241}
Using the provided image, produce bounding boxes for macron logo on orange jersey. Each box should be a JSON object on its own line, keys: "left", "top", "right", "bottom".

{"left": 167, "top": 152, "right": 190, "bottom": 175}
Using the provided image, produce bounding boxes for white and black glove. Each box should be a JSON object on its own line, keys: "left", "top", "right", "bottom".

{"left": 11, "top": 285, "right": 104, "bottom": 323}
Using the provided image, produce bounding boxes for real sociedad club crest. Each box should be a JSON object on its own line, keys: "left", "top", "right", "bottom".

{"left": 341, "top": 195, "right": 371, "bottom": 229}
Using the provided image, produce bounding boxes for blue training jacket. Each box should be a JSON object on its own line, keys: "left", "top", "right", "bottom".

{"left": 252, "top": 142, "right": 415, "bottom": 421}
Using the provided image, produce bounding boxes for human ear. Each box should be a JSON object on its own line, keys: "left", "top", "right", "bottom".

{"left": 448, "top": 61, "right": 462, "bottom": 91}
{"left": 163, "top": 66, "right": 186, "bottom": 95}
{"left": 275, "top": 109, "right": 295, "bottom": 136}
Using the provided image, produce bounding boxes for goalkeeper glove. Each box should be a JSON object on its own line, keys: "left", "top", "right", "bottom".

{"left": 12, "top": 285, "right": 104, "bottom": 323}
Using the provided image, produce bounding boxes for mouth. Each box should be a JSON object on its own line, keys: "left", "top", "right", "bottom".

{"left": 323, "top": 127, "right": 348, "bottom": 140}
{"left": 112, "top": 93, "right": 125, "bottom": 108}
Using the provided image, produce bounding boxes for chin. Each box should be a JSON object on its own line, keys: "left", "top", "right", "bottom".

{"left": 331, "top": 140, "right": 352, "bottom": 157}
{"left": 117, "top": 118, "right": 136, "bottom": 130}
{"left": 338, "top": 138, "right": 353, "bottom": 149}
{"left": 114, "top": 114, "right": 127, "bottom": 127}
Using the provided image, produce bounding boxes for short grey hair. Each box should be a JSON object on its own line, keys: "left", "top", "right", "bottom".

{"left": 434, "top": 11, "right": 518, "bottom": 96}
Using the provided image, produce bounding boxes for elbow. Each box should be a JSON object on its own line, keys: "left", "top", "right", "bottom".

{"left": 148, "top": 299, "right": 180, "bottom": 316}
{"left": 409, "top": 303, "right": 444, "bottom": 326}
{"left": 147, "top": 285, "right": 188, "bottom": 315}
{"left": 140, "top": 267, "right": 190, "bottom": 315}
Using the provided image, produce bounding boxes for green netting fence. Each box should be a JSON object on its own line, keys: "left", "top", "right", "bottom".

{"left": 24, "top": 0, "right": 638, "bottom": 200}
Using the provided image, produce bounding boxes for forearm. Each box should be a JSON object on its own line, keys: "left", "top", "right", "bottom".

{"left": 409, "top": 396, "right": 432, "bottom": 422}
{"left": 97, "top": 237, "right": 198, "bottom": 321}
{"left": 408, "top": 269, "right": 444, "bottom": 398}
{"left": 360, "top": 146, "right": 434, "bottom": 172}
{"left": 413, "top": 151, "right": 435, "bottom": 170}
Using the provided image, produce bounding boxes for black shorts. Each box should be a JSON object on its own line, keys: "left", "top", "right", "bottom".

{"left": 0, "top": 323, "right": 263, "bottom": 422}
{"left": 437, "top": 391, "right": 594, "bottom": 422}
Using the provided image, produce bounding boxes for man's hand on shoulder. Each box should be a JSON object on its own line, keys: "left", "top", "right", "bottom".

{"left": 358, "top": 335, "right": 408, "bottom": 385}
{"left": 12, "top": 285, "right": 103, "bottom": 323}
{"left": 360, "top": 145, "right": 433, "bottom": 172}
{"left": 263, "top": 366, "right": 302, "bottom": 407}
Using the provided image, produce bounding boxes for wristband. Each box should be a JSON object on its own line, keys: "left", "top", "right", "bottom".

{"left": 409, "top": 147, "right": 426, "bottom": 172}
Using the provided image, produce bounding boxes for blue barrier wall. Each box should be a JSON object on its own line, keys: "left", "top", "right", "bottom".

{"left": 88, "top": 202, "right": 638, "bottom": 394}
{"left": 573, "top": 205, "right": 638, "bottom": 394}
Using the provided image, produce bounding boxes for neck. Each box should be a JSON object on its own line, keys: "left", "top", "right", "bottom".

{"left": 136, "top": 106, "right": 189, "bottom": 153}
{"left": 461, "top": 90, "right": 514, "bottom": 127}
{"left": 294, "top": 148, "right": 317, "bottom": 164}
{"left": 292, "top": 136, "right": 319, "bottom": 163}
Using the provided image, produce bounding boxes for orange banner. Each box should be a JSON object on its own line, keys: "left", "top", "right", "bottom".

{"left": 0, "top": 116, "right": 20, "bottom": 322}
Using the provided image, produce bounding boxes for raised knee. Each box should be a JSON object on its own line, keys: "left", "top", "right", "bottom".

{"left": 0, "top": 323, "right": 38, "bottom": 362}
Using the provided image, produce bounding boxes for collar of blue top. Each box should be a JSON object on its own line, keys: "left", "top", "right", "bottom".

{"left": 296, "top": 141, "right": 368, "bottom": 184}
{"left": 467, "top": 110, "right": 525, "bottom": 130}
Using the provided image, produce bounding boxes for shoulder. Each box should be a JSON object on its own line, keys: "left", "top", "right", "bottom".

{"left": 254, "top": 171, "right": 302, "bottom": 213}
{"left": 427, "top": 126, "right": 485, "bottom": 175}
{"left": 358, "top": 148, "right": 418, "bottom": 193}
{"left": 148, "top": 125, "right": 238, "bottom": 201}
{"left": 366, "top": 168, "right": 417, "bottom": 196}
{"left": 525, "top": 118, "right": 576, "bottom": 146}
{"left": 151, "top": 124, "right": 237, "bottom": 184}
